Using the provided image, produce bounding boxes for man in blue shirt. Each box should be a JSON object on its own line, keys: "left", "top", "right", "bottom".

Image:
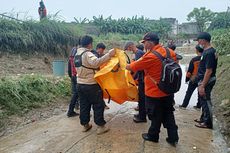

{"left": 124, "top": 42, "right": 146, "bottom": 123}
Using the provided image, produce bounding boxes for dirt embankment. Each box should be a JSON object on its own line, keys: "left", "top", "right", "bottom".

{"left": 213, "top": 55, "right": 230, "bottom": 147}
{"left": 0, "top": 52, "right": 68, "bottom": 77}
{"left": 0, "top": 52, "right": 69, "bottom": 136}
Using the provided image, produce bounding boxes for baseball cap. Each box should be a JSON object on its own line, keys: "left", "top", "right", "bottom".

{"left": 196, "top": 32, "right": 211, "bottom": 42}
{"left": 139, "top": 32, "right": 159, "bottom": 43}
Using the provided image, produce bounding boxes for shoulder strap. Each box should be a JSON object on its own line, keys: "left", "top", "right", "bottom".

{"left": 80, "top": 50, "right": 87, "bottom": 56}
{"left": 81, "top": 65, "right": 99, "bottom": 71}
{"left": 164, "top": 47, "right": 171, "bottom": 58}
{"left": 151, "top": 48, "right": 171, "bottom": 61}
{"left": 80, "top": 51, "right": 99, "bottom": 71}
{"left": 71, "top": 47, "right": 77, "bottom": 56}
{"left": 151, "top": 50, "right": 165, "bottom": 62}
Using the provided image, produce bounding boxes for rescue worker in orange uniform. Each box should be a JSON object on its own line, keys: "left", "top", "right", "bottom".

{"left": 126, "top": 32, "right": 179, "bottom": 146}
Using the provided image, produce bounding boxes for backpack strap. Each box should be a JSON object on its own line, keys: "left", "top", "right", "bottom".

{"left": 151, "top": 48, "right": 172, "bottom": 60}
{"left": 80, "top": 50, "right": 87, "bottom": 56}
{"left": 80, "top": 51, "right": 100, "bottom": 71}
{"left": 71, "top": 47, "right": 77, "bottom": 56}
{"left": 81, "top": 65, "right": 99, "bottom": 71}
{"left": 149, "top": 50, "right": 166, "bottom": 85}
{"left": 151, "top": 50, "right": 165, "bottom": 61}
{"left": 164, "top": 47, "right": 171, "bottom": 59}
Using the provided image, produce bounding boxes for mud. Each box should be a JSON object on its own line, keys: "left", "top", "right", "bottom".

{"left": 0, "top": 101, "right": 228, "bottom": 153}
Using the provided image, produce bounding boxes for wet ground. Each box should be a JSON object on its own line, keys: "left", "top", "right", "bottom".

{"left": 0, "top": 64, "right": 229, "bottom": 153}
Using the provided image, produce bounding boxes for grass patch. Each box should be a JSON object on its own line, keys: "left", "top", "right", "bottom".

{"left": 214, "top": 56, "right": 230, "bottom": 101}
{"left": 0, "top": 18, "right": 79, "bottom": 55}
{"left": 0, "top": 75, "right": 71, "bottom": 119}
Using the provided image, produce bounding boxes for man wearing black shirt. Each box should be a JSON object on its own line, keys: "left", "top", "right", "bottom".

{"left": 179, "top": 45, "right": 203, "bottom": 109}
{"left": 195, "top": 32, "right": 218, "bottom": 129}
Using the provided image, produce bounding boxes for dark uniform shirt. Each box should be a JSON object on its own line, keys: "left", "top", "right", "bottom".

{"left": 197, "top": 47, "right": 218, "bottom": 81}
{"left": 91, "top": 49, "right": 100, "bottom": 58}
{"left": 186, "top": 56, "right": 201, "bottom": 82}
{"left": 134, "top": 49, "right": 145, "bottom": 82}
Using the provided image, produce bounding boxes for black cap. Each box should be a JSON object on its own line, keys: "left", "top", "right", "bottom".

{"left": 140, "top": 32, "right": 159, "bottom": 43}
{"left": 196, "top": 32, "right": 211, "bottom": 42}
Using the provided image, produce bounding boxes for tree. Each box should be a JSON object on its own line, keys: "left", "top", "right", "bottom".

{"left": 91, "top": 15, "right": 173, "bottom": 36}
{"left": 208, "top": 8, "right": 230, "bottom": 30}
{"left": 187, "top": 7, "right": 214, "bottom": 32}
{"left": 149, "top": 19, "right": 172, "bottom": 39}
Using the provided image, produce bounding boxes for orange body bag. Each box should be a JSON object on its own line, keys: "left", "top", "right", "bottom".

{"left": 94, "top": 48, "right": 138, "bottom": 104}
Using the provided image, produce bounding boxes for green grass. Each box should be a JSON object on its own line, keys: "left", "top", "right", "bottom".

{"left": 212, "top": 28, "right": 230, "bottom": 55}
{"left": 213, "top": 55, "right": 230, "bottom": 145}
{"left": 0, "top": 18, "right": 80, "bottom": 55}
{"left": 214, "top": 56, "right": 230, "bottom": 101}
{"left": 0, "top": 75, "right": 71, "bottom": 118}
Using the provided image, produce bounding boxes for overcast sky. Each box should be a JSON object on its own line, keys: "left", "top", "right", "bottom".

{"left": 1, "top": 0, "right": 230, "bottom": 23}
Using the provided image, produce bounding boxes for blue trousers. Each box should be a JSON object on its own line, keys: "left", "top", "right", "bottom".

{"left": 199, "top": 80, "right": 216, "bottom": 128}
{"left": 67, "top": 76, "right": 79, "bottom": 114}
{"left": 181, "top": 81, "right": 201, "bottom": 108}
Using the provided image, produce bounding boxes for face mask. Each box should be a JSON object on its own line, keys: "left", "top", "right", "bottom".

{"left": 199, "top": 44, "right": 204, "bottom": 49}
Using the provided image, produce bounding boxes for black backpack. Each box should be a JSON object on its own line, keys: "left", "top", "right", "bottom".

{"left": 151, "top": 48, "right": 182, "bottom": 94}
{"left": 74, "top": 51, "right": 99, "bottom": 70}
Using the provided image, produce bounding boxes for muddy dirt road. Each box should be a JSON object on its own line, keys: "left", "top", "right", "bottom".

{"left": 0, "top": 65, "right": 229, "bottom": 153}
{"left": 0, "top": 102, "right": 228, "bottom": 153}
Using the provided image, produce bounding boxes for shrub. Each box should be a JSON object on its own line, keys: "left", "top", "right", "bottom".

{"left": 0, "top": 75, "right": 71, "bottom": 116}
{"left": 211, "top": 28, "right": 230, "bottom": 55}
{"left": 0, "top": 18, "right": 80, "bottom": 55}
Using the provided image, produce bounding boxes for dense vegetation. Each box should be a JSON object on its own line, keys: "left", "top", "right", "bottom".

{"left": 185, "top": 7, "right": 230, "bottom": 55}
{"left": 91, "top": 15, "right": 171, "bottom": 37}
{"left": 213, "top": 56, "right": 230, "bottom": 146}
{"left": 212, "top": 28, "right": 230, "bottom": 55}
{"left": 0, "top": 75, "right": 70, "bottom": 115}
{"left": 1, "top": 8, "right": 230, "bottom": 55}
{"left": 0, "top": 14, "right": 173, "bottom": 55}
{"left": 208, "top": 12, "right": 230, "bottom": 31}
{"left": 0, "top": 18, "right": 79, "bottom": 55}
{"left": 0, "top": 75, "right": 70, "bottom": 130}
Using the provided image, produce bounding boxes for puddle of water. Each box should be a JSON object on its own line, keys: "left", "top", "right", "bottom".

{"left": 174, "top": 64, "right": 198, "bottom": 108}
{"left": 182, "top": 53, "right": 197, "bottom": 57}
